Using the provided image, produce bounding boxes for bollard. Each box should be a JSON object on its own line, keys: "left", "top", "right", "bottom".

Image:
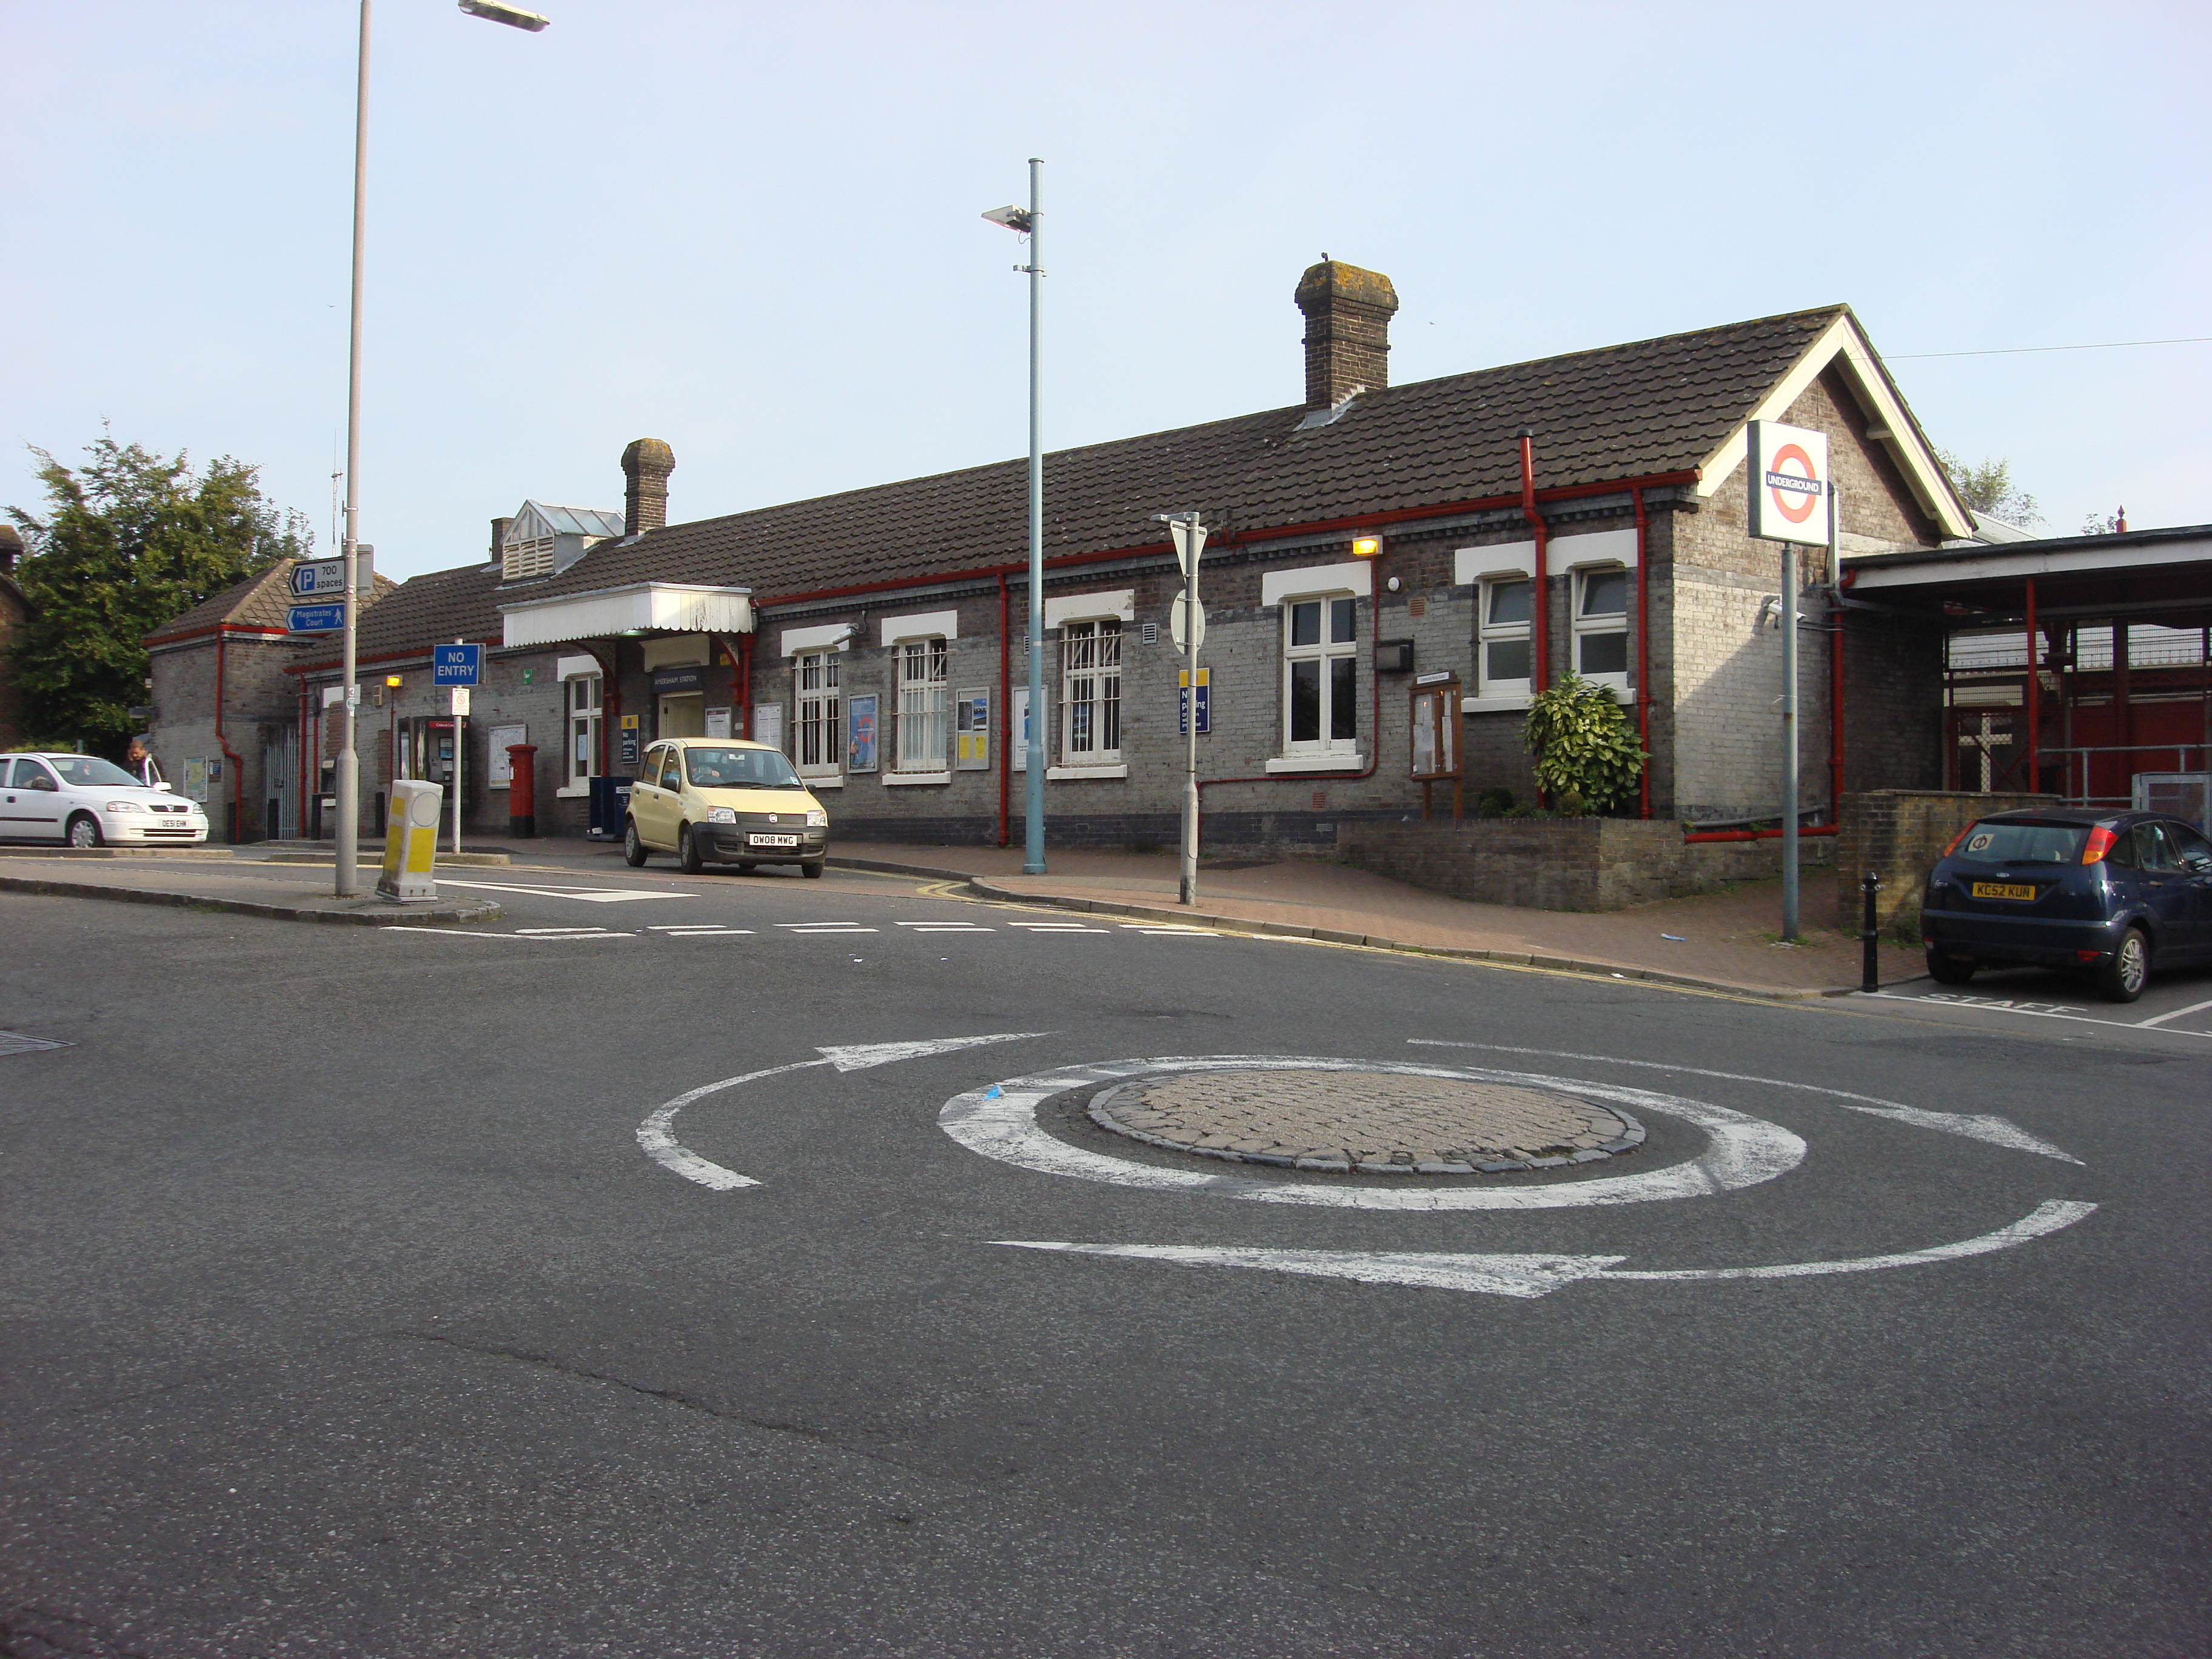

{"left": 1860, "top": 870, "right": 1882, "bottom": 993}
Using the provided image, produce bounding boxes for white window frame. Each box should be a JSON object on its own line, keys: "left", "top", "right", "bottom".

{"left": 1570, "top": 563, "right": 1632, "bottom": 692}
{"left": 1271, "top": 591, "right": 1362, "bottom": 767}
{"left": 1476, "top": 573, "right": 1535, "bottom": 705}
{"left": 793, "top": 648, "right": 843, "bottom": 780}
{"left": 890, "top": 635, "right": 950, "bottom": 782}
{"left": 559, "top": 667, "right": 602, "bottom": 797}
{"left": 1054, "top": 615, "right": 1124, "bottom": 774}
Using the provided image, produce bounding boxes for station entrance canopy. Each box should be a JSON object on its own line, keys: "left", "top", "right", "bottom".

{"left": 499, "top": 582, "right": 754, "bottom": 649}
{"left": 1842, "top": 524, "right": 2212, "bottom": 816}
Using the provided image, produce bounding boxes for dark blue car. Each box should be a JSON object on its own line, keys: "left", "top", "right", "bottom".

{"left": 1921, "top": 808, "right": 2212, "bottom": 1002}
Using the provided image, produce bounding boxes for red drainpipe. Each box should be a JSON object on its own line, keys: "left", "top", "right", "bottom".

{"left": 1829, "top": 607, "right": 1846, "bottom": 822}
{"left": 2023, "top": 575, "right": 2040, "bottom": 790}
{"left": 298, "top": 683, "right": 311, "bottom": 837}
{"left": 1518, "top": 431, "right": 1549, "bottom": 695}
{"left": 997, "top": 572, "right": 1011, "bottom": 847}
{"left": 212, "top": 627, "right": 247, "bottom": 843}
{"left": 1633, "top": 486, "right": 1651, "bottom": 819}
{"left": 737, "top": 632, "right": 754, "bottom": 740}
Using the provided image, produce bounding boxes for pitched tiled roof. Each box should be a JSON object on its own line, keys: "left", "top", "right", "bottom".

{"left": 348, "top": 561, "right": 503, "bottom": 659}
{"left": 144, "top": 563, "right": 301, "bottom": 641}
{"left": 520, "top": 304, "right": 1851, "bottom": 608}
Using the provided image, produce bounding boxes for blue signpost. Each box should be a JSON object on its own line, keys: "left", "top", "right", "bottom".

{"left": 288, "top": 604, "right": 347, "bottom": 635}
{"left": 432, "top": 643, "right": 482, "bottom": 686}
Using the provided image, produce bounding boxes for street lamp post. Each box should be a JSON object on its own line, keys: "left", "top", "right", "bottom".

{"left": 335, "top": 0, "right": 546, "bottom": 898}
{"left": 982, "top": 160, "right": 1046, "bottom": 874}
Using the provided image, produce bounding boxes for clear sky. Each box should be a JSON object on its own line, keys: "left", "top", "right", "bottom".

{"left": 5, "top": 1, "right": 2207, "bottom": 580}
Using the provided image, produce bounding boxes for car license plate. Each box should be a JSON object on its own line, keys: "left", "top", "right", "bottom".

{"left": 1971, "top": 882, "right": 2037, "bottom": 901}
{"left": 748, "top": 833, "right": 800, "bottom": 848}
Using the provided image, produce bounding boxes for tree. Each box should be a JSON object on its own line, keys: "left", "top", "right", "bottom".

{"left": 7, "top": 434, "right": 310, "bottom": 753}
{"left": 1935, "top": 447, "right": 2042, "bottom": 528}
{"left": 1522, "top": 672, "right": 1647, "bottom": 814}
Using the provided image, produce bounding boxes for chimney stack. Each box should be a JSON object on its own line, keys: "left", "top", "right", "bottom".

{"left": 0, "top": 524, "right": 21, "bottom": 575}
{"left": 621, "top": 438, "right": 675, "bottom": 537}
{"left": 1295, "top": 258, "right": 1399, "bottom": 411}
{"left": 489, "top": 516, "right": 514, "bottom": 566}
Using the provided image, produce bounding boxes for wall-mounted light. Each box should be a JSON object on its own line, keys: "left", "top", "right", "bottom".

{"left": 1351, "top": 535, "right": 1383, "bottom": 559}
{"left": 384, "top": 675, "right": 403, "bottom": 688}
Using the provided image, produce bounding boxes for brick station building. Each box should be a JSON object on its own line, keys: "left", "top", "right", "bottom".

{"left": 151, "top": 260, "right": 2000, "bottom": 851}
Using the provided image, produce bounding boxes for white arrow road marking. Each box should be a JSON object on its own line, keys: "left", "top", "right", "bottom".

{"left": 991, "top": 1243, "right": 1628, "bottom": 1298}
{"left": 1409, "top": 1041, "right": 2082, "bottom": 1164}
{"left": 0, "top": 1030, "right": 71, "bottom": 1056}
{"left": 938, "top": 1056, "right": 1805, "bottom": 1210}
{"left": 639, "top": 1034, "right": 1056, "bottom": 1189}
{"left": 437, "top": 879, "right": 692, "bottom": 903}
{"left": 1603, "top": 1198, "right": 2098, "bottom": 1281}
{"left": 992, "top": 1200, "right": 2096, "bottom": 1298}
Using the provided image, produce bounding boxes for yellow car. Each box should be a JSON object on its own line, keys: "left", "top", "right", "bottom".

{"left": 623, "top": 738, "right": 831, "bottom": 877}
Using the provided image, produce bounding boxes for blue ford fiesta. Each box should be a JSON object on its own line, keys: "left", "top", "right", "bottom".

{"left": 1921, "top": 808, "right": 2212, "bottom": 1003}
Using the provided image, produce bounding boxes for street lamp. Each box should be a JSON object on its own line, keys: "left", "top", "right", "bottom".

{"left": 982, "top": 161, "right": 1045, "bottom": 874}
{"left": 333, "top": 0, "right": 546, "bottom": 897}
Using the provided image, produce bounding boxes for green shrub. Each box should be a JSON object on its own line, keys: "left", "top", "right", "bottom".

{"left": 1475, "top": 785, "right": 1515, "bottom": 817}
{"left": 1522, "top": 674, "right": 1647, "bottom": 814}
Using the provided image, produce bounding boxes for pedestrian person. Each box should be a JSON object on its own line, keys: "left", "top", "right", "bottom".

{"left": 126, "top": 735, "right": 164, "bottom": 788}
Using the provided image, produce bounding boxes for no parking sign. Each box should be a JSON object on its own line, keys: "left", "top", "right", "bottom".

{"left": 1747, "top": 420, "right": 1831, "bottom": 546}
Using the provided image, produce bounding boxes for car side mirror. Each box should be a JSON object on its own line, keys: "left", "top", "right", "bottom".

{"left": 155, "top": 780, "right": 173, "bottom": 791}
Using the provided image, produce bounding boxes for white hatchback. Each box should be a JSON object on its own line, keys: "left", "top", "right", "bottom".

{"left": 1, "top": 752, "right": 211, "bottom": 846}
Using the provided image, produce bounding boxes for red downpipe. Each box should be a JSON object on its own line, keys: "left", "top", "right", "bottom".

{"left": 1829, "top": 608, "right": 1846, "bottom": 820}
{"left": 214, "top": 628, "right": 246, "bottom": 843}
{"left": 298, "top": 683, "right": 311, "bottom": 837}
{"left": 739, "top": 633, "right": 754, "bottom": 740}
{"left": 2023, "top": 575, "right": 2040, "bottom": 791}
{"left": 1685, "top": 824, "right": 1838, "bottom": 843}
{"left": 1633, "top": 486, "right": 1651, "bottom": 819}
{"left": 997, "top": 572, "right": 1011, "bottom": 846}
{"left": 1518, "top": 432, "right": 1550, "bottom": 697}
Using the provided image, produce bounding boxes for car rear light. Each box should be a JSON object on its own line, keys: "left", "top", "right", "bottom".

{"left": 2081, "top": 824, "right": 2117, "bottom": 864}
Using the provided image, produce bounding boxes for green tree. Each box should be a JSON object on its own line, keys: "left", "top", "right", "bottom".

{"left": 1522, "top": 672, "right": 1646, "bottom": 814}
{"left": 1935, "top": 447, "right": 2042, "bottom": 527}
{"left": 7, "top": 434, "right": 310, "bottom": 753}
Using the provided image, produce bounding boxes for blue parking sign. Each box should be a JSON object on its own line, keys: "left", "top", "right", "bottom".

{"left": 432, "top": 643, "right": 482, "bottom": 686}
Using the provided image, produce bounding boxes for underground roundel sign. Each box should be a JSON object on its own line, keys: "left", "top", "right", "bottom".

{"left": 1746, "top": 420, "right": 1831, "bottom": 547}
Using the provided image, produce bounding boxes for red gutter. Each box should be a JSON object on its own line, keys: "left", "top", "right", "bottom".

{"left": 1518, "top": 433, "right": 1550, "bottom": 697}
{"left": 287, "top": 636, "right": 499, "bottom": 677}
{"left": 1684, "top": 824, "right": 1839, "bottom": 843}
{"left": 997, "top": 573, "right": 1011, "bottom": 846}
{"left": 1633, "top": 485, "right": 1651, "bottom": 819}
{"left": 213, "top": 627, "right": 247, "bottom": 844}
{"left": 147, "top": 622, "right": 290, "bottom": 648}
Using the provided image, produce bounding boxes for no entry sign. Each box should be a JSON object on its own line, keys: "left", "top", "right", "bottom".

{"left": 1747, "top": 420, "right": 1831, "bottom": 546}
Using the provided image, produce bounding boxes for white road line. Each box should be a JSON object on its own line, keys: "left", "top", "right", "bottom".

{"left": 436, "top": 879, "right": 692, "bottom": 904}
{"left": 777, "top": 923, "right": 879, "bottom": 933}
{"left": 1409, "top": 1040, "right": 2083, "bottom": 1163}
{"left": 1604, "top": 1199, "right": 2099, "bottom": 1282}
{"left": 938, "top": 1056, "right": 1805, "bottom": 1210}
{"left": 379, "top": 928, "right": 632, "bottom": 940}
{"left": 660, "top": 928, "right": 755, "bottom": 937}
{"left": 2136, "top": 995, "right": 2212, "bottom": 1029}
{"left": 1852, "top": 989, "right": 2211, "bottom": 1040}
{"left": 0, "top": 1030, "right": 71, "bottom": 1056}
{"left": 1133, "top": 928, "right": 1217, "bottom": 936}
{"left": 1009, "top": 922, "right": 1108, "bottom": 932}
{"left": 896, "top": 922, "right": 996, "bottom": 931}
{"left": 515, "top": 927, "right": 617, "bottom": 934}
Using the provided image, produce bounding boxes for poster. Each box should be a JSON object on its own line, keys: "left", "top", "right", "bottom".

{"left": 183, "top": 757, "right": 209, "bottom": 803}
{"left": 1012, "top": 689, "right": 1031, "bottom": 771}
{"left": 846, "top": 695, "right": 879, "bottom": 773}
{"left": 618, "top": 714, "right": 641, "bottom": 770}
{"left": 954, "top": 688, "right": 990, "bottom": 769}
{"left": 703, "top": 706, "right": 733, "bottom": 739}
{"left": 486, "top": 724, "right": 527, "bottom": 787}
{"left": 753, "top": 702, "right": 784, "bottom": 752}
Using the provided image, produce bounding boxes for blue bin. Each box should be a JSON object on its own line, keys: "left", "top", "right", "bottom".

{"left": 587, "top": 775, "right": 634, "bottom": 840}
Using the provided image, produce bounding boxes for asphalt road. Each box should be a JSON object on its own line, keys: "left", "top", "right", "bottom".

{"left": 2, "top": 864, "right": 2207, "bottom": 1657}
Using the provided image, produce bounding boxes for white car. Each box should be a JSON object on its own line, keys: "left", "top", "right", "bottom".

{"left": 1, "top": 752, "right": 211, "bottom": 846}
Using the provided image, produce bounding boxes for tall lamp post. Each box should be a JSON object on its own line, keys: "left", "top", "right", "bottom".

{"left": 982, "top": 159, "right": 1047, "bottom": 874}
{"left": 334, "top": 0, "right": 547, "bottom": 898}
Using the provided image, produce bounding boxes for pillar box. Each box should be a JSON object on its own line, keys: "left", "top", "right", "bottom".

{"left": 506, "top": 744, "right": 538, "bottom": 839}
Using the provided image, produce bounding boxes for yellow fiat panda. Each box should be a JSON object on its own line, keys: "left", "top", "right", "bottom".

{"left": 623, "top": 737, "right": 831, "bottom": 877}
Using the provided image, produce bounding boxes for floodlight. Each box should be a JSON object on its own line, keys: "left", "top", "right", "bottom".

{"left": 459, "top": 0, "right": 550, "bottom": 30}
{"left": 1351, "top": 535, "right": 1382, "bottom": 558}
{"left": 981, "top": 204, "right": 1034, "bottom": 233}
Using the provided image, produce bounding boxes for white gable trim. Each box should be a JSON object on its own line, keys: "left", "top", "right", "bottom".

{"left": 1259, "top": 561, "right": 1374, "bottom": 607}
{"left": 879, "top": 608, "right": 959, "bottom": 647}
{"left": 1043, "top": 589, "right": 1136, "bottom": 628}
{"left": 1693, "top": 313, "right": 1974, "bottom": 539}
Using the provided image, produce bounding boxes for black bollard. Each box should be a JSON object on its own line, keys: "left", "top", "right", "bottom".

{"left": 1860, "top": 870, "right": 1882, "bottom": 993}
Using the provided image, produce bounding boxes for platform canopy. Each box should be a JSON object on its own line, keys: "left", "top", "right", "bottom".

{"left": 499, "top": 581, "right": 753, "bottom": 648}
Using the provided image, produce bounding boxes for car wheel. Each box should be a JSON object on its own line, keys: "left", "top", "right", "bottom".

{"left": 622, "top": 819, "right": 648, "bottom": 867}
{"left": 734, "top": 862, "right": 758, "bottom": 874}
{"left": 800, "top": 859, "right": 825, "bottom": 880}
{"left": 678, "top": 824, "right": 705, "bottom": 874}
{"left": 1925, "top": 950, "right": 1976, "bottom": 985}
{"left": 2095, "top": 927, "right": 2150, "bottom": 1004}
{"left": 66, "top": 814, "right": 103, "bottom": 849}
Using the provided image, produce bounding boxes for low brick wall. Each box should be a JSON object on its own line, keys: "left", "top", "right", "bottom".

{"left": 1336, "top": 817, "right": 1834, "bottom": 913}
{"left": 1835, "top": 790, "right": 2060, "bottom": 936}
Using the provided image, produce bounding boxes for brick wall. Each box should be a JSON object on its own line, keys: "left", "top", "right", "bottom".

{"left": 1834, "top": 789, "right": 2058, "bottom": 934}
{"left": 1338, "top": 816, "right": 1834, "bottom": 913}
{"left": 148, "top": 631, "right": 299, "bottom": 841}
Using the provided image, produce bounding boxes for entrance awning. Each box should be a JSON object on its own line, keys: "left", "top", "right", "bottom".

{"left": 499, "top": 582, "right": 753, "bottom": 648}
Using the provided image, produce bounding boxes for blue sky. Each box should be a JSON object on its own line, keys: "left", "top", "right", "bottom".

{"left": 5, "top": 1, "right": 2207, "bottom": 579}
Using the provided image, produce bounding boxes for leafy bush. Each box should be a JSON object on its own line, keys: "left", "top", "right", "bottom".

{"left": 1475, "top": 785, "right": 1515, "bottom": 817}
{"left": 1522, "top": 672, "right": 1647, "bottom": 814}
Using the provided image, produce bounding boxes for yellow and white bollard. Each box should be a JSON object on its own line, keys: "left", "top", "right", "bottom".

{"left": 377, "top": 779, "right": 443, "bottom": 902}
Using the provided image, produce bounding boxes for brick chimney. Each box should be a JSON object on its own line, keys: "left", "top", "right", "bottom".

{"left": 0, "top": 523, "right": 21, "bottom": 575}
{"left": 489, "top": 517, "right": 513, "bottom": 566}
{"left": 1295, "top": 258, "right": 1399, "bottom": 410}
{"left": 621, "top": 438, "right": 675, "bottom": 537}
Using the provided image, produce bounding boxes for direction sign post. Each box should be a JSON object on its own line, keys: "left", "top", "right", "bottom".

{"left": 287, "top": 603, "right": 347, "bottom": 635}
{"left": 1162, "top": 515, "right": 1209, "bottom": 906}
{"left": 1747, "top": 421, "right": 1829, "bottom": 942}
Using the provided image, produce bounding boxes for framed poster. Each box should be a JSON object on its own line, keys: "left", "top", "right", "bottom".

{"left": 486, "top": 723, "right": 527, "bottom": 787}
{"left": 752, "top": 702, "right": 784, "bottom": 752}
{"left": 846, "top": 694, "right": 879, "bottom": 773}
{"left": 703, "top": 706, "right": 733, "bottom": 739}
{"left": 954, "top": 688, "right": 990, "bottom": 769}
{"left": 1012, "top": 688, "right": 1031, "bottom": 771}
{"left": 1409, "top": 676, "right": 1461, "bottom": 780}
{"left": 183, "top": 757, "right": 209, "bottom": 802}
